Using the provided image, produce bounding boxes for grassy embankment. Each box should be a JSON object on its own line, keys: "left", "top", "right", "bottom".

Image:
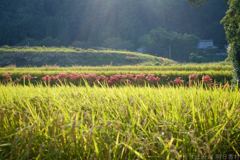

{"left": 0, "top": 46, "right": 176, "bottom": 67}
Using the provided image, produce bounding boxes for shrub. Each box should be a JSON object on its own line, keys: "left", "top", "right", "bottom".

{"left": 71, "top": 40, "right": 93, "bottom": 49}
{"left": 188, "top": 52, "right": 206, "bottom": 63}
{"left": 16, "top": 37, "right": 39, "bottom": 46}
{"left": 38, "top": 37, "right": 60, "bottom": 47}
{"left": 103, "top": 37, "right": 133, "bottom": 50}
{"left": 154, "top": 62, "right": 161, "bottom": 66}
{"left": 3, "top": 45, "right": 10, "bottom": 49}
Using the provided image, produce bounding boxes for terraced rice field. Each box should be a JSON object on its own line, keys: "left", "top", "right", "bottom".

{"left": 0, "top": 64, "right": 239, "bottom": 159}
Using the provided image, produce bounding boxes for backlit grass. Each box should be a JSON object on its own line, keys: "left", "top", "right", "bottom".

{"left": 0, "top": 84, "right": 239, "bottom": 159}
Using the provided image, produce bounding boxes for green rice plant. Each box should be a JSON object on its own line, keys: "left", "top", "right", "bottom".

{"left": 0, "top": 84, "right": 239, "bottom": 159}
{"left": 0, "top": 65, "right": 233, "bottom": 72}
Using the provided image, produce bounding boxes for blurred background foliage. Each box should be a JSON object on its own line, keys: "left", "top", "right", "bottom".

{"left": 0, "top": 0, "right": 228, "bottom": 58}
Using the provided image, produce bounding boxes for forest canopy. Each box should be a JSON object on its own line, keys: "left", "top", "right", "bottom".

{"left": 0, "top": 0, "right": 228, "bottom": 51}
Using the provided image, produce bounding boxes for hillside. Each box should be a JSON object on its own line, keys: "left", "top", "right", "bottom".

{"left": 0, "top": 46, "right": 176, "bottom": 67}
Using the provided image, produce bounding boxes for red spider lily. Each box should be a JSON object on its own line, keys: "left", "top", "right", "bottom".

{"left": 58, "top": 73, "right": 68, "bottom": 77}
{"left": 152, "top": 77, "right": 160, "bottom": 83}
{"left": 6, "top": 72, "right": 232, "bottom": 89}
{"left": 100, "top": 75, "right": 107, "bottom": 79}
{"left": 42, "top": 75, "right": 51, "bottom": 83}
{"left": 104, "top": 77, "right": 109, "bottom": 82}
{"left": 108, "top": 76, "right": 118, "bottom": 85}
{"left": 109, "top": 76, "right": 118, "bottom": 82}
{"left": 56, "top": 73, "right": 69, "bottom": 81}
{"left": 51, "top": 73, "right": 69, "bottom": 82}
{"left": 134, "top": 74, "right": 146, "bottom": 82}
{"left": 133, "top": 77, "right": 138, "bottom": 82}
{"left": 121, "top": 75, "right": 127, "bottom": 79}
{"left": 126, "top": 74, "right": 134, "bottom": 79}
{"left": 2, "top": 73, "right": 12, "bottom": 84}
{"left": 136, "top": 73, "right": 146, "bottom": 78}
{"left": 202, "top": 75, "right": 212, "bottom": 83}
{"left": 2, "top": 73, "right": 12, "bottom": 78}
{"left": 145, "top": 74, "right": 160, "bottom": 83}
{"left": 85, "top": 73, "right": 97, "bottom": 80}
{"left": 51, "top": 76, "right": 58, "bottom": 81}
{"left": 113, "top": 73, "right": 122, "bottom": 78}
{"left": 174, "top": 77, "right": 184, "bottom": 85}
{"left": 148, "top": 74, "right": 155, "bottom": 77}
{"left": 121, "top": 79, "right": 132, "bottom": 84}
{"left": 96, "top": 76, "right": 101, "bottom": 81}
{"left": 145, "top": 74, "right": 154, "bottom": 80}
{"left": 68, "top": 73, "right": 80, "bottom": 81}
{"left": 94, "top": 76, "right": 102, "bottom": 83}
{"left": 12, "top": 78, "right": 21, "bottom": 84}
{"left": 77, "top": 74, "right": 87, "bottom": 79}
{"left": 189, "top": 74, "right": 198, "bottom": 80}
{"left": 21, "top": 74, "right": 37, "bottom": 80}
{"left": 88, "top": 73, "right": 97, "bottom": 78}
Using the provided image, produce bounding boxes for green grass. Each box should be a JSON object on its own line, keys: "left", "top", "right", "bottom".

{"left": 0, "top": 84, "right": 239, "bottom": 159}
{"left": 0, "top": 46, "right": 175, "bottom": 62}
{"left": 0, "top": 64, "right": 233, "bottom": 71}
{"left": 0, "top": 46, "right": 177, "bottom": 67}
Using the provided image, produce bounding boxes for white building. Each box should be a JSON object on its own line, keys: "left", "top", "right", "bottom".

{"left": 137, "top": 46, "right": 147, "bottom": 53}
{"left": 198, "top": 39, "right": 218, "bottom": 49}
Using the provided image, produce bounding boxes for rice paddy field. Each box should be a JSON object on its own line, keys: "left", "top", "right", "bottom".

{"left": 0, "top": 64, "right": 240, "bottom": 159}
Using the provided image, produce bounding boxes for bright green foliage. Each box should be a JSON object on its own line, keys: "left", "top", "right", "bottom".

{"left": 187, "top": 0, "right": 240, "bottom": 84}
{"left": 139, "top": 27, "right": 200, "bottom": 59}
{"left": 188, "top": 0, "right": 210, "bottom": 7}
{"left": 188, "top": 52, "right": 206, "bottom": 63}
{"left": 221, "top": 0, "right": 240, "bottom": 85}
{"left": 0, "top": 85, "right": 239, "bottom": 159}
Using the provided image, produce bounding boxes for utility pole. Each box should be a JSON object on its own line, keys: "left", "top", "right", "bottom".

{"left": 169, "top": 46, "right": 171, "bottom": 59}
{"left": 132, "top": 26, "right": 135, "bottom": 51}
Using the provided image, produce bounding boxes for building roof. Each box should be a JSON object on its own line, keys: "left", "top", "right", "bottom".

{"left": 198, "top": 39, "right": 218, "bottom": 49}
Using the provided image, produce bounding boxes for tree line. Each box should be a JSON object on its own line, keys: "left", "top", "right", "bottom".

{"left": 0, "top": 0, "right": 228, "bottom": 52}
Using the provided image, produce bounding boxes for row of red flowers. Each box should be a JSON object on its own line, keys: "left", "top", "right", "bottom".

{"left": 1, "top": 72, "right": 230, "bottom": 89}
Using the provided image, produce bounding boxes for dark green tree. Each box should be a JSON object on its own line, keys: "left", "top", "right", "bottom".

{"left": 139, "top": 27, "right": 199, "bottom": 58}
{"left": 0, "top": 16, "right": 11, "bottom": 45}
{"left": 58, "top": 18, "right": 69, "bottom": 45}
{"left": 0, "top": 0, "right": 229, "bottom": 50}
{"left": 188, "top": 0, "right": 240, "bottom": 84}
{"left": 188, "top": 0, "right": 210, "bottom": 7}
{"left": 221, "top": 0, "right": 240, "bottom": 85}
